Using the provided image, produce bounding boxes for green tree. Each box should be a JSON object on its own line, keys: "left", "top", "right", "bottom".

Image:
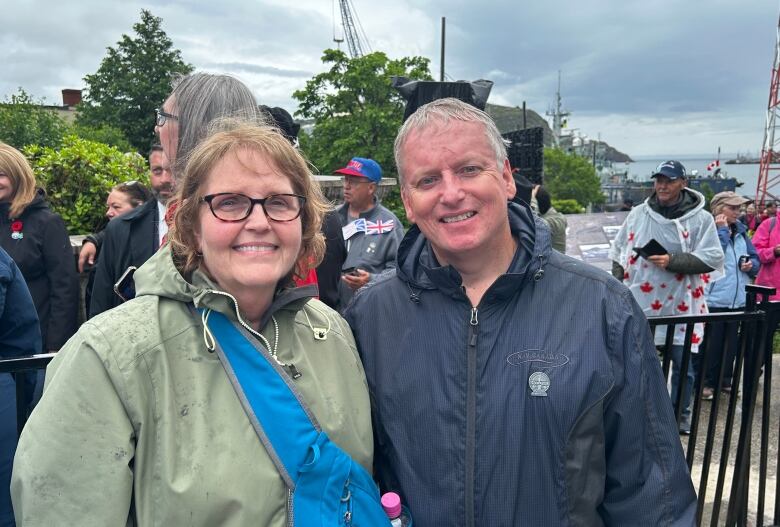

{"left": 294, "top": 49, "right": 431, "bottom": 226}
{"left": 294, "top": 50, "right": 431, "bottom": 173}
{"left": 0, "top": 89, "right": 70, "bottom": 149}
{"left": 77, "top": 9, "right": 193, "bottom": 153}
{"left": 543, "top": 148, "right": 605, "bottom": 208}
{"left": 24, "top": 136, "right": 148, "bottom": 234}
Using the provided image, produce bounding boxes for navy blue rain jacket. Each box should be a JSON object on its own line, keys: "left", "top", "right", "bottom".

{"left": 345, "top": 202, "right": 696, "bottom": 526}
{"left": 0, "top": 246, "right": 41, "bottom": 358}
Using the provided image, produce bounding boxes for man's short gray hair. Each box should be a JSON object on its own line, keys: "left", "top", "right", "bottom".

{"left": 168, "top": 72, "right": 263, "bottom": 177}
{"left": 393, "top": 98, "right": 508, "bottom": 186}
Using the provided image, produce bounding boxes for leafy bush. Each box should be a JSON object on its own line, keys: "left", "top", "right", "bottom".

{"left": 552, "top": 199, "right": 585, "bottom": 214}
{"left": 380, "top": 185, "right": 410, "bottom": 229}
{"left": 0, "top": 89, "right": 70, "bottom": 150}
{"left": 24, "top": 136, "right": 148, "bottom": 234}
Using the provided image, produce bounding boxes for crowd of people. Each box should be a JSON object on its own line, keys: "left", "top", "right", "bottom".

{"left": 0, "top": 69, "right": 775, "bottom": 525}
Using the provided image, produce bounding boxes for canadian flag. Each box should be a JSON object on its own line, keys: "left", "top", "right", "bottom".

{"left": 707, "top": 159, "right": 720, "bottom": 171}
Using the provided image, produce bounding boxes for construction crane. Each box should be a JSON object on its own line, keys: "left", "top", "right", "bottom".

{"left": 333, "top": 0, "right": 371, "bottom": 59}
{"left": 756, "top": 12, "right": 780, "bottom": 206}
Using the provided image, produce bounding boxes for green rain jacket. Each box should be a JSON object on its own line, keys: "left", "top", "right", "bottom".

{"left": 11, "top": 247, "right": 374, "bottom": 526}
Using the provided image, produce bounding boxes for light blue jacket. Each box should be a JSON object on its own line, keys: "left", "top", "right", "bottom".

{"left": 705, "top": 221, "right": 760, "bottom": 308}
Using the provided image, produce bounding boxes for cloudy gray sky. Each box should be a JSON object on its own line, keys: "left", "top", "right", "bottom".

{"left": 2, "top": 0, "right": 775, "bottom": 157}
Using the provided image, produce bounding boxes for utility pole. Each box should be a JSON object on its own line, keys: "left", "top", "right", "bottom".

{"left": 440, "top": 17, "right": 446, "bottom": 82}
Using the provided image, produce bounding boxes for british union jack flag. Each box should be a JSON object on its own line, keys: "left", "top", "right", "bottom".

{"left": 365, "top": 219, "right": 395, "bottom": 235}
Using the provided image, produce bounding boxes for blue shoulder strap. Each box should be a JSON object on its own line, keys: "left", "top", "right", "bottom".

{"left": 202, "top": 308, "right": 318, "bottom": 490}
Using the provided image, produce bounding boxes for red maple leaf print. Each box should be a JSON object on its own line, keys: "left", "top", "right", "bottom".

{"left": 640, "top": 282, "right": 654, "bottom": 293}
{"left": 660, "top": 283, "right": 667, "bottom": 288}
{"left": 677, "top": 301, "right": 689, "bottom": 312}
{"left": 682, "top": 231, "right": 690, "bottom": 239}
{"left": 628, "top": 231, "right": 635, "bottom": 242}
{"left": 692, "top": 287, "right": 703, "bottom": 299}
{"left": 623, "top": 272, "right": 629, "bottom": 280}
{"left": 675, "top": 274, "right": 684, "bottom": 281}
{"left": 650, "top": 299, "right": 663, "bottom": 310}
{"left": 691, "top": 333, "right": 701, "bottom": 344}
{"left": 628, "top": 254, "right": 638, "bottom": 266}
{"left": 701, "top": 273, "right": 711, "bottom": 284}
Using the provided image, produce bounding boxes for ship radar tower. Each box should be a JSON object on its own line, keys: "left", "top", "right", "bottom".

{"left": 756, "top": 11, "right": 780, "bottom": 206}
{"left": 546, "top": 71, "right": 570, "bottom": 148}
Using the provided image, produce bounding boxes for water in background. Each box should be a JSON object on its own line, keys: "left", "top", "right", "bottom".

{"left": 624, "top": 156, "right": 761, "bottom": 198}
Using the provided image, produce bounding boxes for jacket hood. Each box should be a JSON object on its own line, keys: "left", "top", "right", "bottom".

{"left": 133, "top": 246, "right": 316, "bottom": 328}
{"left": 646, "top": 188, "right": 705, "bottom": 221}
{"left": 394, "top": 201, "right": 551, "bottom": 302}
{"left": 0, "top": 189, "right": 49, "bottom": 218}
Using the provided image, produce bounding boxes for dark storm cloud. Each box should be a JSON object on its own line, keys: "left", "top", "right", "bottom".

{"left": 419, "top": 1, "right": 771, "bottom": 115}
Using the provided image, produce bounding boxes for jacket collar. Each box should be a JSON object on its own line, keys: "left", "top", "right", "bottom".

{"left": 133, "top": 246, "right": 316, "bottom": 329}
{"left": 395, "top": 201, "right": 551, "bottom": 304}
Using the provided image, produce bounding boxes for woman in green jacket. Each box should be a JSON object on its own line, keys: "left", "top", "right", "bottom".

{"left": 11, "top": 122, "right": 374, "bottom": 526}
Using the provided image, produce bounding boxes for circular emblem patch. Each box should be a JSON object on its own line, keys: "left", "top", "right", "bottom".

{"left": 528, "top": 371, "right": 551, "bottom": 397}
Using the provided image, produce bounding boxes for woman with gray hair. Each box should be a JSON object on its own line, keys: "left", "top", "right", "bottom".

{"left": 156, "top": 72, "right": 263, "bottom": 177}
{"left": 701, "top": 191, "right": 760, "bottom": 400}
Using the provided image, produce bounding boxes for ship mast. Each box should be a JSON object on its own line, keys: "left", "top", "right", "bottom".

{"left": 546, "top": 71, "right": 570, "bottom": 148}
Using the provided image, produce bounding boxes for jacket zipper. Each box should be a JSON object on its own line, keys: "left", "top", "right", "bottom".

{"left": 730, "top": 242, "right": 739, "bottom": 309}
{"left": 286, "top": 488, "right": 294, "bottom": 526}
{"left": 465, "top": 306, "right": 479, "bottom": 527}
{"left": 204, "top": 289, "right": 301, "bottom": 377}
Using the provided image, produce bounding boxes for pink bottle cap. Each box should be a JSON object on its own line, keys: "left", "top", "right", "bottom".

{"left": 381, "top": 492, "right": 402, "bottom": 518}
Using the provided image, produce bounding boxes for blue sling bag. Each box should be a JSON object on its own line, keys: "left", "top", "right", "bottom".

{"left": 203, "top": 309, "right": 393, "bottom": 526}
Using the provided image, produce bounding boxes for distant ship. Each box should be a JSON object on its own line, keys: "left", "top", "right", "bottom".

{"left": 601, "top": 166, "right": 740, "bottom": 210}
{"left": 725, "top": 153, "right": 760, "bottom": 164}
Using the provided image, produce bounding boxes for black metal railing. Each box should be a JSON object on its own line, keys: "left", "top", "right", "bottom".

{"left": 0, "top": 354, "right": 55, "bottom": 436}
{"left": 649, "top": 284, "right": 779, "bottom": 526}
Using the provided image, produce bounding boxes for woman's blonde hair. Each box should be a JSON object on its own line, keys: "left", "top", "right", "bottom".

{"left": 0, "top": 142, "right": 37, "bottom": 218}
{"left": 168, "top": 120, "right": 328, "bottom": 283}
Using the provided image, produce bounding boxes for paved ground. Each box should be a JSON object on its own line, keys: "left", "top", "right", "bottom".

{"left": 684, "top": 355, "right": 780, "bottom": 526}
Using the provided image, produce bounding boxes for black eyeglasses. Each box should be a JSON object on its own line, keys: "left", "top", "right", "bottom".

{"left": 201, "top": 193, "right": 306, "bottom": 222}
{"left": 155, "top": 108, "right": 178, "bottom": 127}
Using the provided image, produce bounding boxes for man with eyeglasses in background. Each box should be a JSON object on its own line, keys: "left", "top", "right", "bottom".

{"left": 89, "top": 144, "right": 174, "bottom": 317}
{"left": 334, "top": 157, "right": 404, "bottom": 309}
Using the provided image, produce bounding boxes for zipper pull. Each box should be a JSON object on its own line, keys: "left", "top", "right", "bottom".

{"left": 286, "top": 363, "right": 302, "bottom": 379}
{"left": 470, "top": 307, "right": 478, "bottom": 326}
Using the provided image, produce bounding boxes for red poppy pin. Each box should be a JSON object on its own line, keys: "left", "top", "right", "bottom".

{"left": 10, "top": 220, "right": 23, "bottom": 240}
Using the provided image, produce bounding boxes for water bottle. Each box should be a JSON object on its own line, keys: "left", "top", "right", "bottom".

{"left": 381, "top": 492, "right": 411, "bottom": 526}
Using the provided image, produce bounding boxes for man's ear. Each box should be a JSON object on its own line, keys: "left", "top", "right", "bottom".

{"left": 502, "top": 159, "right": 516, "bottom": 199}
{"left": 400, "top": 186, "right": 416, "bottom": 224}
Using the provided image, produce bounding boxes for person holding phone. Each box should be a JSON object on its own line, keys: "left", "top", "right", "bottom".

{"left": 701, "top": 192, "right": 759, "bottom": 400}
{"left": 334, "top": 157, "right": 404, "bottom": 309}
{"left": 610, "top": 160, "right": 723, "bottom": 434}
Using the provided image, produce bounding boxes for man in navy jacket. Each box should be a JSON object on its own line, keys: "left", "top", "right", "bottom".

{"left": 345, "top": 98, "right": 696, "bottom": 526}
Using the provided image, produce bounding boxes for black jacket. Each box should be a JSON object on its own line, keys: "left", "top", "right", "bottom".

{"left": 316, "top": 210, "right": 347, "bottom": 311}
{"left": 89, "top": 198, "right": 159, "bottom": 317}
{"left": 0, "top": 191, "right": 78, "bottom": 351}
